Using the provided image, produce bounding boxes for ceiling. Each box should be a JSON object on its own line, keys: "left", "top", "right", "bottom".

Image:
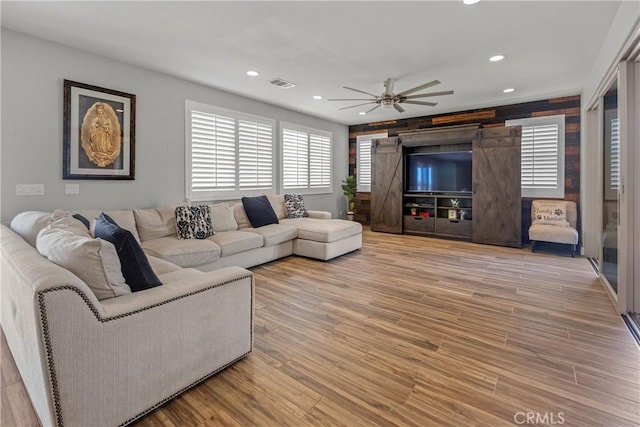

{"left": 1, "top": 1, "right": 623, "bottom": 125}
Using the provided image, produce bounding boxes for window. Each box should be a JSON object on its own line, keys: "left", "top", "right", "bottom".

{"left": 186, "top": 100, "right": 275, "bottom": 201}
{"left": 356, "top": 132, "right": 387, "bottom": 192}
{"left": 506, "top": 115, "right": 565, "bottom": 198}
{"left": 281, "top": 123, "right": 332, "bottom": 193}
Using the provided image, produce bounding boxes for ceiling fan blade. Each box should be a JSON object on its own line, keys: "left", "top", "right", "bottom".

{"left": 397, "top": 80, "right": 441, "bottom": 97}
{"left": 403, "top": 100, "right": 438, "bottom": 107}
{"left": 393, "top": 103, "right": 405, "bottom": 113}
{"left": 405, "top": 90, "right": 454, "bottom": 99}
{"left": 327, "top": 98, "right": 377, "bottom": 101}
{"left": 366, "top": 104, "right": 381, "bottom": 113}
{"left": 338, "top": 102, "right": 376, "bottom": 110}
{"left": 384, "top": 78, "right": 395, "bottom": 97}
{"left": 343, "top": 86, "right": 379, "bottom": 98}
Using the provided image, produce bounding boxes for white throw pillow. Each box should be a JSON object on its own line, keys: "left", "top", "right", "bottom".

{"left": 533, "top": 201, "right": 570, "bottom": 226}
{"left": 209, "top": 202, "right": 238, "bottom": 232}
{"left": 36, "top": 212, "right": 131, "bottom": 300}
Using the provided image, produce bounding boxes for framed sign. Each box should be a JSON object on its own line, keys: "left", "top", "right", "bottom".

{"left": 63, "top": 80, "right": 135, "bottom": 179}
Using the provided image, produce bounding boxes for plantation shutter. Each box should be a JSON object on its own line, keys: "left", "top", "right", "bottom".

{"left": 190, "top": 111, "right": 236, "bottom": 193}
{"left": 310, "top": 133, "right": 331, "bottom": 188}
{"left": 521, "top": 124, "right": 558, "bottom": 189}
{"left": 282, "top": 128, "right": 309, "bottom": 189}
{"left": 356, "top": 132, "right": 387, "bottom": 192}
{"left": 239, "top": 120, "right": 273, "bottom": 190}
{"left": 610, "top": 118, "right": 620, "bottom": 190}
{"left": 186, "top": 100, "right": 275, "bottom": 201}
{"left": 506, "top": 115, "right": 565, "bottom": 198}
{"left": 281, "top": 124, "right": 332, "bottom": 193}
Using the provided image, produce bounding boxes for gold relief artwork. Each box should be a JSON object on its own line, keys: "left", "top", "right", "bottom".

{"left": 80, "top": 102, "right": 121, "bottom": 167}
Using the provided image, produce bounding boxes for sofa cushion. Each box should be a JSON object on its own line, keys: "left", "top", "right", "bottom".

{"left": 72, "top": 209, "right": 141, "bottom": 242}
{"left": 267, "top": 194, "right": 287, "bottom": 220}
{"left": 529, "top": 223, "right": 578, "bottom": 245}
{"left": 209, "top": 202, "right": 238, "bottom": 232}
{"left": 157, "top": 268, "right": 205, "bottom": 285}
{"left": 36, "top": 219, "right": 131, "bottom": 300}
{"left": 134, "top": 206, "right": 177, "bottom": 241}
{"left": 147, "top": 255, "right": 182, "bottom": 275}
{"left": 10, "top": 211, "right": 60, "bottom": 247}
{"left": 284, "top": 193, "right": 309, "bottom": 218}
{"left": 207, "top": 230, "right": 264, "bottom": 257}
{"left": 141, "top": 236, "right": 221, "bottom": 268}
{"left": 244, "top": 223, "right": 298, "bottom": 246}
{"left": 281, "top": 218, "right": 363, "bottom": 243}
{"left": 242, "top": 195, "right": 279, "bottom": 228}
{"left": 175, "top": 205, "right": 215, "bottom": 240}
{"left": 233, "top": 202, "right": 252, "bottom": 229}
{"left": 95, "top": 213, "right": 162, "bottom": 292}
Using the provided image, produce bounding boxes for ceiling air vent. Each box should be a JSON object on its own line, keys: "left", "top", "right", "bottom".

{"left": 269, "top": 78, "right": 296, "bottom": 89}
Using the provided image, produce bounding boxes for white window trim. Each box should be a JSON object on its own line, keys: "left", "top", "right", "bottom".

{"left": 280, "top": 121, "right": 333, "bottom": 195}
{"left": 185, "top": 100, "right": 275, "bottom": 202}
{"left": 506, "top": 114, "right": 565, "bottom": 199}
{"left": 356, "top": 132, "right": 387, "bottom": 192}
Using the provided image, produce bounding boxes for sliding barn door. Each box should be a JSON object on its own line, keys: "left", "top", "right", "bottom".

{"left": 371, "top": 137, "right": 403, "bottom": 233}
{"left": 472, "top": 126, "right": 522, "bottom": 247}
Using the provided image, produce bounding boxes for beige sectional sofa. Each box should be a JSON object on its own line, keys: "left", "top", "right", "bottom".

{"left": 1, "top": 195, "right": 362, "bottom": 426}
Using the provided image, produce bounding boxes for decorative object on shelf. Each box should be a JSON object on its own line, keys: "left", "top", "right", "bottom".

{"left": 448, "top": 209, "right": 457, "bottom": 220}
{"left": 450, "top": 199, "right": 460, "bottom": 208}
{"left": 411, "top": 208, "right": 418, "bottom": 216}
{"left": 420, "top": 212, "right": 430, "bottom": 218}
{"left": 63, "top": 80, "right": 135, "bottom": 180}
{"left": 341, "top": 175, "right": 357, "bottom": 220}
{"left": 459, "top": 210, "right": 467, "bottom": 220}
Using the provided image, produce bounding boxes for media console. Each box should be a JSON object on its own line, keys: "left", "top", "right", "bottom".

{"left": 403, "top": 193, "right": 472, "bottom": 240}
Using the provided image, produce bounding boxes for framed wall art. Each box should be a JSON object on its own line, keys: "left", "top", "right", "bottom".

{"left": 63, "top": 79, "right": 136, "bottom": 179}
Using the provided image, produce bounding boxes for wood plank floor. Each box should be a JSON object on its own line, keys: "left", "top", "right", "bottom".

{"left": 2, "top": 229, "right": 639, "bottom": 426}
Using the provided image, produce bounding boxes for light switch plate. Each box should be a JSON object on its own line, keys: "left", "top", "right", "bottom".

{"left": 65, "top": 184, "right": 80, "bottom": 195}
{"left": 16, "top": 184, "right": 44, "bottom": 196}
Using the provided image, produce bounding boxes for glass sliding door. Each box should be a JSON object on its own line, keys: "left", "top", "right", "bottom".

{"left": 602, "top": 80, "right": 619, "bottom": 292}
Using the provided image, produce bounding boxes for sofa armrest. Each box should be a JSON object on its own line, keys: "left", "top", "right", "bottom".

{"left": 36, "top": 266, "right": 253, "bottom": 426}
{"left": 307, "top": 210, "right": 332, "bottom": 219}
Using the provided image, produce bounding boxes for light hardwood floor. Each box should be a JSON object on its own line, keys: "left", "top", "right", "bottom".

{"left": 2, "top": 229, "right": 639, "bottom": 426}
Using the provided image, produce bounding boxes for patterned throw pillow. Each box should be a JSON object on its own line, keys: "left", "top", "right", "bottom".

{"left": 175, "top": 205, "right": 215, "bottom": 239}
{"left": 284, "top": 193, "right": 309, "bottom": 218}
{"left": 533, "top": 201, "right": 569, "bottom": 226}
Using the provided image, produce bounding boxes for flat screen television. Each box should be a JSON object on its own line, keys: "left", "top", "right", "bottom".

{"left": 405, "top": 151, "right": 472, "bottom": 193}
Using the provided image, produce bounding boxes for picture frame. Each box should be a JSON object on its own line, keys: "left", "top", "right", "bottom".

{"left": 63, "top": 80, "right": 135, "bottom": 180}
{"left": 448, "top": 209, "right": 457, "bottom": 220}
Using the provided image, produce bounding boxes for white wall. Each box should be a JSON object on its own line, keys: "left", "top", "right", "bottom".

{"left": 1, "top": 29, "right": 349, "bottom": 222}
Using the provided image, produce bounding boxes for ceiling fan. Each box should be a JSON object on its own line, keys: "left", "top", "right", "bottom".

{"left": 328, "top": 78, "right": 453, "bottom": 113}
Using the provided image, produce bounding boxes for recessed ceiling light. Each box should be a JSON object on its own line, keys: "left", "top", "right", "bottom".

{"left": 489, "top": 55, "right": 505, "bottom": 62}
{"left": 312, "top": 95, "right": 323, "bottom": 100}
{"left": 463, "top": 0, "right": 480, "bottom": 4}
{"left": 358, "top": 112, "right": 366, "bottom": 116}
{"left": 503, "top": 88, "right": 515, "bottom": 93}
{"left": 246, "top": 70, "right": 260, "bottom": 77}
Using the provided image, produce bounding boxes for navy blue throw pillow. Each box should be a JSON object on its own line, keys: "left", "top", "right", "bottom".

{"left": 72, "top": 213, "right": 90, "bottom": 229}
{"left": 241, "top": 195, "right": 279, "bottom": 228}
{"left": 94, "top": 213, "right": 161, "bottom": 292}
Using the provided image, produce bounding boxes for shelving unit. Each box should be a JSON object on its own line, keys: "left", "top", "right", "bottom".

{"left": 403, "top": 193, "right": 472, "bottom": 240}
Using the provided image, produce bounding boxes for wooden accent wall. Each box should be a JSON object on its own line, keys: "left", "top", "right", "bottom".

{"left": 348, "top": 96, "right": 581, "bottom": 242}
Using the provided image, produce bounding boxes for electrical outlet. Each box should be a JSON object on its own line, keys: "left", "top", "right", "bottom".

{"left": 339, "top": 210, "right": 344, "bottom": 216}
{"left": 65, "top": 184, "right": 80, "bottom": 195}
{"left": 16, "top": 184, "right": 44, "bottom": 196}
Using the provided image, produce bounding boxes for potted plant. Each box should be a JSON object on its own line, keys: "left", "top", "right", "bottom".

{"left": 341, "top": 175, "right": 357, "bottom": 220}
